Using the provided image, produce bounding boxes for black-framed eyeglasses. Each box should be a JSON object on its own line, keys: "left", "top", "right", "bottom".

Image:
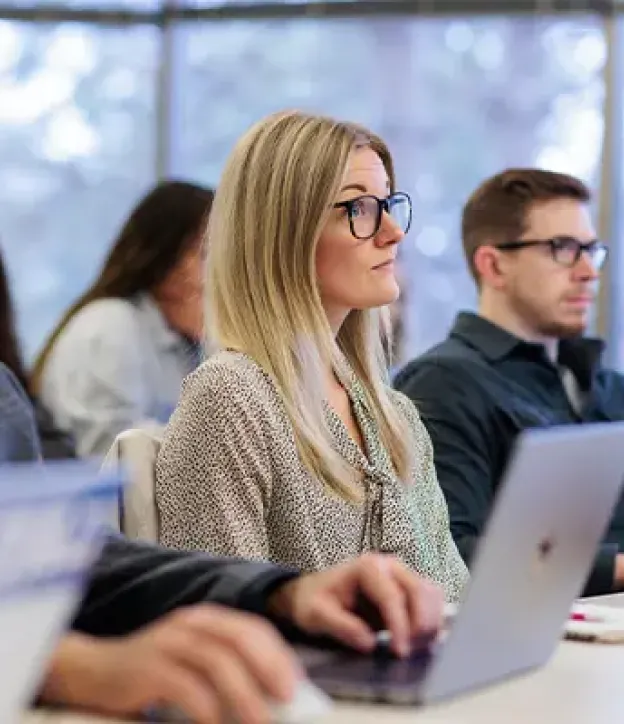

{"left": 333, "top": 192, "right": 412, "bottom": 240}
{"left": 495, "top": 236, "right": 608, "bottom": 270}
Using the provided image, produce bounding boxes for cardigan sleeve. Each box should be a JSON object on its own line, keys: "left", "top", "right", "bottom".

{"left": 72, "top": 536, "right": 298, "bottom": 636}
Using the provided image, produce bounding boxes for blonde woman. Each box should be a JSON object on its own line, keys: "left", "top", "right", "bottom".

{"left": 155, "top": 111, "right": 468, "bottom": 602}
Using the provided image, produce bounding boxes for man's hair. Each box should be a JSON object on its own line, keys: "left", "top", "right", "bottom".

{"left": 462, "top": 168, "right": 592, "bottom": 282}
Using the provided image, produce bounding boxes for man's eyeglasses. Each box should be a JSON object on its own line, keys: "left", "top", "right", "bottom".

{"left": 495, "top": 236, "right": 608, "bottom": 270}
{"left": 333, "top": 192, "right": 412, "bottom": 240}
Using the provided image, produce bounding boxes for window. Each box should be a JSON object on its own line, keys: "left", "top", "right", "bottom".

{"left": 0, "top": 21, "right": 158, "bottom": 359}
{"left": 181, "top": 0, "right": 354, "bottom": 6}
{"left": 9, "top": 0, "right": 160, "bottom": 9}
{"left": 171, "top": 15, "right": 605, "bottom": 362}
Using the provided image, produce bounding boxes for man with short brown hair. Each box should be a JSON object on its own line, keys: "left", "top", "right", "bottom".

{"left": 461, "top": 168, "right": 592, "bottom": 285}
{"left": 395, "top": 168, "right": 624, "bottom": 596}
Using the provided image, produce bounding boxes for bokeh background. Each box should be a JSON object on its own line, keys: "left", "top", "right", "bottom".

{"left": 1, "top": 0, "right": 622, "bottom": 366}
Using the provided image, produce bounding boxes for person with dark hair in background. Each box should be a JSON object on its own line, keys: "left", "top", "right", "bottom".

{"left": 32, "top": 180, "right": 215, "bottom": 458}
{"left": 0, "top": 248, "right": 75, "bottom": 459}
{"left": 395, "top": 168, "right": 624, "bottom": 597}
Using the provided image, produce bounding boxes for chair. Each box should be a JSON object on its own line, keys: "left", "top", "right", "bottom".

{"left": 102, "top": 426, "right": 163, "bottom": 542}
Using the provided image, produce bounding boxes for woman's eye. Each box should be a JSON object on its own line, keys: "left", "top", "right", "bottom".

{"left": 349, "top": 200, "right": 366, "bottom": 217}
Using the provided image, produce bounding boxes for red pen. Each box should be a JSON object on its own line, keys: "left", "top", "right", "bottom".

{"left": 570, "top": 611, "right": 603, "bottom": 623}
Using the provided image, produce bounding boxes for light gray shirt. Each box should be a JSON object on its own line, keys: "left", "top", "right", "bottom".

{"left": 40, "top": 293, "right": 200, "bottom": 458}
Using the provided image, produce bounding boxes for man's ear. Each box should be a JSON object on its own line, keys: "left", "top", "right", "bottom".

{"left": 474, "top": 245, "right": 506, "bottom": 290}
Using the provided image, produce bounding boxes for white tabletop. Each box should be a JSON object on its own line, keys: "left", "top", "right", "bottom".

{"left": 23, "top": 597, "right": 624, "bottom": 724}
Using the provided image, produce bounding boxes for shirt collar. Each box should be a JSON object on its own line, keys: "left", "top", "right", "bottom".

{"left": 450, "top": 311, "right": 605, "bottom": 388}
{"left": 450, "top": 311, "right": 522, "bottom": 362}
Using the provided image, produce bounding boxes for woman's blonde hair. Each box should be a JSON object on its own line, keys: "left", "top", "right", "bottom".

{"left": 206, "top": 110, "right": 411, "bottom": 500}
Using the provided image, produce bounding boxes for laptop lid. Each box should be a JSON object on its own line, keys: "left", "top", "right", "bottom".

{"left": 421, "top": 421, "right": 624, "bottom": 702}
{"left": 0, "top": 461, "right": 122, "bottom": 723}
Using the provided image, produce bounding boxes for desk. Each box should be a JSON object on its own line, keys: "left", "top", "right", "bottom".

{"left": 21, "top": 609, "right": 624, "bottom": 724}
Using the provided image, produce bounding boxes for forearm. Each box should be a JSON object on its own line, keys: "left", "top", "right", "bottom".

{"left": 74, "top": 536, "right": 298, "bottom": 636}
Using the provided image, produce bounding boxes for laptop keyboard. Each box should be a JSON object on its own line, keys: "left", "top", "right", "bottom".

{"left": 308, "top": 640, "right": 434, "bottom": 687}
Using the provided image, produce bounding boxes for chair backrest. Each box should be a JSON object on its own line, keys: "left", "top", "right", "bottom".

{"left": 101, "top": 426, "right": 163, "bottom": 542}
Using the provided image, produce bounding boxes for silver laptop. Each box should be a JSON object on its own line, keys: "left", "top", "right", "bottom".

{"left": 305, "top": 422, "right": 624, "bottom": 705}
{"left": 0, "top": 461, "right": 122, "bottom": 723}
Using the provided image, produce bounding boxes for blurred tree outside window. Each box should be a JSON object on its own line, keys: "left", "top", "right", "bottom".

{"left": 0, "top": 9, "right": 605, "bottom": 365}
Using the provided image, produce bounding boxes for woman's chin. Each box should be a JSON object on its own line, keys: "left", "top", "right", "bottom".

{"left": 354, "top": 288, "right": 401, "bottom": 311}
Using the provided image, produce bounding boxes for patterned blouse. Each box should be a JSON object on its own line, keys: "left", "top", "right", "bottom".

{"left": 155, "top": 351, "right": 468, "bottom": 602}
